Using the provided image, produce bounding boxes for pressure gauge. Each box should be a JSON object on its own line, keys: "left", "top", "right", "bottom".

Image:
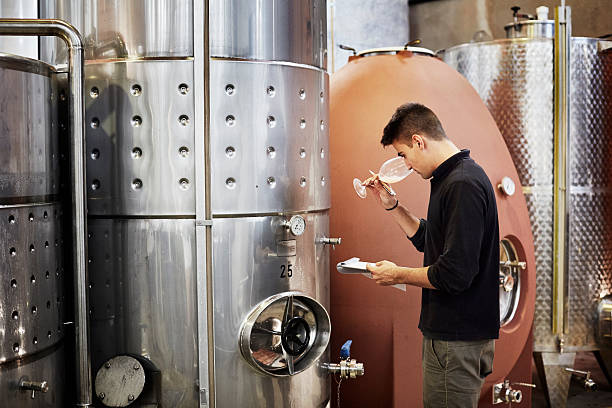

{"left": 498, "top": 176, "right": 516, "bottom": 196}
{"left": 289, "top": 215, "right": 306, "bottom": 236}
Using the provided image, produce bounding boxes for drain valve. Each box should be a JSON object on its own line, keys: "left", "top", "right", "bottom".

{"left": 324, "top": 340, "right": 364, "bottom": 379}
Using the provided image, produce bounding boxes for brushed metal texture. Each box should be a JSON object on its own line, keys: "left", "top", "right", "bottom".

{"left": 210, "top": 59, "right": 330, "bottom": 215}
{"left": 0, "top": 203, "right": 65, "bottom": 363}
{"left": 84, "top": 60, "right": 195, "bottom": 216}
{"left": 88, "top": 218, "right": 198, "bottom": 408}
{"left": 212, "top": 212, "right": 330, "bottom": 407}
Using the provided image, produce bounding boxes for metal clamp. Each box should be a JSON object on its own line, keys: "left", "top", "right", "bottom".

{"left": 324, "top": 359, "right": 365, "bottom": 379}
{"left": 500, "top": 260, "right": 527, "bottom": 269}
{"left": 19, "top": 377, "right": 49, "bottom": 399}
{"left": 565, "top": 368, "right": 597, "bottom": 391}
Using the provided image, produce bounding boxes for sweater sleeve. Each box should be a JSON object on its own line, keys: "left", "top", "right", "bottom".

{"left": 408, "top": 218, "right": 427, "bottom": 252}
{"left": 427, "top": 180, "right": 486, "bottom": 294}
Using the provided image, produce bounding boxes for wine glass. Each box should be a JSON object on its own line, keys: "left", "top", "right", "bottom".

{"left": 353, "top": 156, "right": 413, "bottom": 198}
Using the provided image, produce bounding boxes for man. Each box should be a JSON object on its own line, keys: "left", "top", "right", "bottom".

{"left": 364, "top": 103, "right": 499, "bottom": 407}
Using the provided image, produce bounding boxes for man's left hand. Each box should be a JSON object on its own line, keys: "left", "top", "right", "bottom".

{"left": 367, "top": 260, "right": 402, "bottom": 286}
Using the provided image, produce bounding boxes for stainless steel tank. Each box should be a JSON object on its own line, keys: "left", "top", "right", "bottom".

{"left": 40, "top": 1, "right": 332, "bottom": 407}
{"left": 0, "top": 53, "right": 66, "bottom": 407}
{"left": 442, "top": 9, "right": 612, "bottom": 407}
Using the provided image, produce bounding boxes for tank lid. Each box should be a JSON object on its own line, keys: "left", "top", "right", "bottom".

{"left": 0, "top": 53, "right": 55, "bottom": 77}
{"left": 355, "top": 46, "right": 435, "bottom": 57}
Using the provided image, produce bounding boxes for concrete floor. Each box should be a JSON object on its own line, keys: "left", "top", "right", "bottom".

{"left": 532, "top": 352, "right": 612, "bottom": 407}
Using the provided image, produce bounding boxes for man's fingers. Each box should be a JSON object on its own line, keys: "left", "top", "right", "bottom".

{"left": 376, "top": 261, "right": 384, "bottom": 266}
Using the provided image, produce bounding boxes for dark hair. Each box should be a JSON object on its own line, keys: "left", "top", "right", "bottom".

{"left": 380, "top": 103, "right": 447, "bottom": 146}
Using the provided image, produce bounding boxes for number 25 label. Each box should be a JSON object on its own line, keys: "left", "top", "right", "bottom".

{"left": 280, "top": 264, "right": 293, "bottom": 278}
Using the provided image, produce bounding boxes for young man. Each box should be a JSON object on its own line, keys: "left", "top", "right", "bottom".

{"left": 364, "top": 103, "right": 500, "bottom": 407}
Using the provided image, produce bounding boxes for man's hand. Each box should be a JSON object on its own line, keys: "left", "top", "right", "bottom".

{"left": 366, "top": 260, "right": 403, "bottom": 286}
{"left": 363, "top": 174, "right": 397, "bottom": 209}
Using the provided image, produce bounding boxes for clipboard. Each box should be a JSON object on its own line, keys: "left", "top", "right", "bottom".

{"left": 336, "top": 257, "right": 406, "bottom": 291}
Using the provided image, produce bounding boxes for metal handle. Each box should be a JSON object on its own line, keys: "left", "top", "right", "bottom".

{"left": 0, "top": 18, "right": 91, "bottom": 408}
{"left": 512, "top": 382, "right": 536, "bottom": 388}
{"left": 338, "top": 44, "right": 357, "bottom": 56}
{"left": 403, "top": 39, "right": 421, "bottom": 49}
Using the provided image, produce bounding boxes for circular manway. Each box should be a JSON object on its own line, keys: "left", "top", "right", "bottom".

{"left": 240, "top": 292, "right": 330, "bottom": 376}
{"left": 499, "top": 239, "right": 522, "bottom": 327}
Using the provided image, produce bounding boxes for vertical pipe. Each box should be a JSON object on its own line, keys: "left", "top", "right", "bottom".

{"left": 552, "top": 6, "right": 571, "bottom": 341}
{"left": 193, "top": 1, "right": 214, "bottom": 406}
{"left": 0, "top": 18, "right": 91, "bottom": 407}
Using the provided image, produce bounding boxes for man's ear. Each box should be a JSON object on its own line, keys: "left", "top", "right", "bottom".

{"left": 412, "top": 134, "right": 425, "bottom": 150}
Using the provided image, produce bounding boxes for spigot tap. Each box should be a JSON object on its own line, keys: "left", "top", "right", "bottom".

{"left": 493, "top": 379, "right": 535, "bottom": 404}
{"left": 317, "top": 237, "right": 342, "bottom": 250}
{"left": 565, "top": 368, "right": 598, "bottom": 391}
{"left": 19, "top": 377, "right": 49, "bottom": 399}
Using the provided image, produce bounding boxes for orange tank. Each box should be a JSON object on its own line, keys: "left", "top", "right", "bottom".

{"left": 329, "top": 50, "right": 536, "bottom": 407}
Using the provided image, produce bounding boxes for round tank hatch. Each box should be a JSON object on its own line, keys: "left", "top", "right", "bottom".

{"left": 499, "top": 239, "right": 523, "bottom": 326}
{"left": 95, "top": 355, "right": 145, "bottom": 407}
{"left": 239, "top": 292, "right": 330, "bottom": 376}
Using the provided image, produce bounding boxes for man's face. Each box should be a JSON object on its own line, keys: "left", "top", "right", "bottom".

{"left": 392, "top": 137, "right": 431, "bottom": 179}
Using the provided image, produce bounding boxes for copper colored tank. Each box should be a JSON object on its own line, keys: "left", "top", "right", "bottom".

{"left": 329, "top": 50, "right": 536, "bottom": 407}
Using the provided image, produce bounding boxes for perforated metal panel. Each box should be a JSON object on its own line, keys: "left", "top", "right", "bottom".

{"left": 0, "top": 203, "right": 65, "bottom": 363}
{"left": 85, "top": 60, "right": 195, "bottom": 216}
{"left": 210, "top": 60, "right": 330, "bottom": 215}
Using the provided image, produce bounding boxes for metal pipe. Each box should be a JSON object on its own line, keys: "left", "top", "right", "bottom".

{"left": 0, "top": 18, "right": 91, "bottom": 407}
{"left": 552, "top": 7, "right": 571, "bottom": 340}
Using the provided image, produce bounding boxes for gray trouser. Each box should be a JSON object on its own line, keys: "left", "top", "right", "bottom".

{"left": 422, "top": 337, "right": 495, "bottom": 408}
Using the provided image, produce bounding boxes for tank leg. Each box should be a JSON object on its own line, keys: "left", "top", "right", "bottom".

{"left": 593, "top": 349, "right": 612, "bottom": 387}
{"left": 533, "top": 351, "right": 575, "bottom": 408}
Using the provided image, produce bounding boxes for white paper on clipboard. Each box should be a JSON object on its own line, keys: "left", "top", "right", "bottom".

{"left": 336, "top": 257, "right": 406, "bottom": 291}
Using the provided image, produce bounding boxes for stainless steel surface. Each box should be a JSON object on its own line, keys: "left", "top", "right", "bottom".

{"left": 238, "top": 292, "right": 330, "bottom": 376}
{"left": 0, "top": 1, "right": 38, "bottom": 58}
{"left": 212, "top": 212, "right": 330, "bottom": 407}
{"left": 566, "top": 38, "right": 612, "bottom": 350}
{"left": 84, "top": 60, "right": 195, "bottom": 216}
{"left": 210, "top": 59, "right": 330, "bottom": 215}
{"left": 210, "top": 0, "right": 327, "bottom": 68}
{"left": 0, "top": 55, "right": 59, "bottom": 201}
{"left": 94, "top": 355, "right": 145, "bottom": 407}
{"left": 1, "top": 342, "right": 66, "bottom": 407}
{"left": 597, "top": 297, "right": 612, "bottom": 346}
{"left": 536, "top": 351, "right": 576, "bottom": 407}
{"left": 0, "top": 203, "right": 65, "bottom": 362}
{"left": 88, "top": 218, "right": 198, "bottom": 408}
{"left": 0, "top": 19, "right": 93, "bottom": 406}
{"left": 0, "top": 31, "right": 67, "bottom": 408}
{"left": 443, "top": 36, "right": 612, "bottom": 352}
{"left": 504, "top": 20, "right": 555, "bottom": 39}
{"left": 552, "top": 5, "right": 571, "bottom": 337}
{"left": 39, "top": 0, "right": 193, "bottom": 64}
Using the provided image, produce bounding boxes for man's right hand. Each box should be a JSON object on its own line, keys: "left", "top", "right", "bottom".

{"left": 363, "top": 175, "right": 397, "bottom": 209}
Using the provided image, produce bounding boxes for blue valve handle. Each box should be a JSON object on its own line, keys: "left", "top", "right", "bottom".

{"left": 340, "top": 340, "right": 352, "bottom": 360}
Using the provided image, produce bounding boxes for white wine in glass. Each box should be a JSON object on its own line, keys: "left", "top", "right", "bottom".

{"left": 353, "top": 156, "right": 413, "bottom": 198}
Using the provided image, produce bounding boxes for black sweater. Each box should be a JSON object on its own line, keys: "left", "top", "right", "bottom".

{"left": 409, "top": 150, "right": 500, "bottom": 340}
